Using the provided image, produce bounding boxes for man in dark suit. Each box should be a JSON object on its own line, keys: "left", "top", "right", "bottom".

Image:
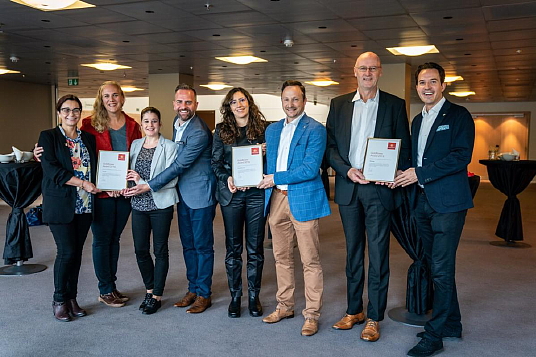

{"left": 326, "top": 52, "right": 410, "bottom": 342}
{"left": 395, "top": 62, "right": 475, "bottom": 357}
{"left": 125, "top": 83, "right": 216, "bottom": 314}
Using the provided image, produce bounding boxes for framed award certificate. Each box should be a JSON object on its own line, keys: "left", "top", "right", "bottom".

{"left": 232, "top": 145, "right": 263, "bottom": 187}
{"left": 362, "top": 138, "right": 401, "bottom": 182}
{"left": 96, "top": 150, "right": 129, "bottom": 191}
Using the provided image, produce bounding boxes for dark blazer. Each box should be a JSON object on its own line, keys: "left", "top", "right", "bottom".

{"left": 412, "top": 99, "right": 475, "bottom": 213}
{"left": 326, "top": 90, "right": 411, "bottom": 211}
{"left": 211, "top": 123, "right": 266, "bottom": 206}
{"left": 38, "top": 126, "right": 97, "bottom": 224}
{"left": 148, "top": 115, "right": 216, "bottom": 210}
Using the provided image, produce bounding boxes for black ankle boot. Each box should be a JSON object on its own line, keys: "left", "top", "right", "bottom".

{"left": 228, "top": 296, "right": 241, "bottom": 318}
{"left": 142, "top": 297, "right": 161, "bottom": 315}
{"left": 53, "top": 301, "right": 72, "bottom": 322}
{"left": 139, "top": 293, "right": 152, "bottom": 311}
{"left": 248, "top": 296, "right": 263, "bottom": 317}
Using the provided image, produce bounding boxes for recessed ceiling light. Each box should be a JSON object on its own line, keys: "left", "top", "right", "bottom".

{"left": 145, "top": 10, "right": 154, "bottom": 13}
{"left": 305, "top": 80, "right": 339, "bottom": 87}
{"left": 81, "top": 63, "right": 132, "bottom": 71}
{"left": 444, "top": 76, "right": 463, "bottom": 83}
{"left": 212, "top": 34, "right": 221, "bottom": 37}
{"left": 12, "top": 0, "right": 95, "bottom": 11}
{"left": 443, "top": 16, "right": 453, "bottom": 20}
{"left": 200, "top": 83, "right": 232, "bottom": 90}
{"left": 318, "top": 26, "right": 327, "bottom": 29}
{"left": 122, "top": 86, "right": 143, "bottom": 92}
{"left": 386, "top": 45, "right": 439, "bottom": 56}
{"left": 449, "top": 91, "right": 475, "bottom": 97}
{"left": 215, "top": 56, "right": 267, "bottom": 65}
{"left": 0, "top": 69, "right": 21, "bottom": 75}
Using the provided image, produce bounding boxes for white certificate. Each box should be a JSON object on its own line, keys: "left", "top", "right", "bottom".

{"left": 232, "top": 145, "right": 263, "bottom": 187}
{"left": 362, "top": 138, "right": 401, "bottom": 182}
{"left": 96, "top": 151, "right": 129, "bottom": 191}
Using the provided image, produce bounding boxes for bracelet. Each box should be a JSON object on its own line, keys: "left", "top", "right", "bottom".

{"left": 80, "top": 180, "right": 85, "bottom": 190}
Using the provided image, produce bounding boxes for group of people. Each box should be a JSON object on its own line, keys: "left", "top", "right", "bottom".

{"left": 36, "top": 50, "right": 475, "bottom": 357}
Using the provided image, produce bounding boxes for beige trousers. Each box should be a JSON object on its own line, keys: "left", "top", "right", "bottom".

{"left": 268, "top": 189, "right": 323, "bottom": 319}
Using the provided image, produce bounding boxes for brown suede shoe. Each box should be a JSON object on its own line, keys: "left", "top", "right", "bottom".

{"left": 174, "top": 291, "right": 197, "bottom": 307}
{"left": 186, "top": 296, "right": 212, "bottom": 313}
{"left": 98, "top": 293, "right": 125, "bottom": 308}
{"left": 360, "top": 319, "right": 380, "bottom": 342}
{"left": 332, "top": 312, "right": 366, "bottom": 330}
{"left": 262, "top": 309, "right": 295, "bottom": 323}
{"left": 113, "top": 289, "right": 129, "bottom": 302}
{"left": 301, "top": 318, "right": 319, "bottom": 336}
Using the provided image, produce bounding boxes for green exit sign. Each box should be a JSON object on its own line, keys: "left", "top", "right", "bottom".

{"left": 68, "top": 78, "right": 79, "bottom": 86}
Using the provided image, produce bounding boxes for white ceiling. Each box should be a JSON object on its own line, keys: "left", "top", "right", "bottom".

{"left": 1, "top": 0, "right": 535, "bottom": 104}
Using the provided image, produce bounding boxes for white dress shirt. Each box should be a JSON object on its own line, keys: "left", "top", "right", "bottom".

{"left": 417, "top": 97, "right": 446, "bottom": 168}
{"left": 275, "top": 112, "right": 305, "bottom": 190}
{"left": 349, "top": 89, "right": 379, "bottom": 170}
{"left": 174, "top": 115, "right": 193, "bottom": 143}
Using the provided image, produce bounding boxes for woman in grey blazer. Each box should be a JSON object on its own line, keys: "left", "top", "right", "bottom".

{"left": 126, "top": 107, "right": 178, "bottom": 314}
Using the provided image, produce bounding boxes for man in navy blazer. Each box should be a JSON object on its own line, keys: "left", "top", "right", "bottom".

{"left": 326, "top": 52, "right": 410, "bottom": 342}
{"left": 258, "top": 80, "right": 330, "bottom": 337}
{"left": 126, "top": 84, "right": 216, "bottom": 314}
{"left": 395, "top": 63, "right": 475, "bottom": 357}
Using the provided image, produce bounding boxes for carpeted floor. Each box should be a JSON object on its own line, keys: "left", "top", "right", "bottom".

{"left": 0, "top": 181, "right": 535, "bottom": 357}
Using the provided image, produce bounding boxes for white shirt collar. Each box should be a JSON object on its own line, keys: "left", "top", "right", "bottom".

{"left": 352, "top": 88, "right": 379, "bottom": 103}
{"left": 284, "top": 112, "right": 305, "bottom": 127}
{"left": 422, "top": 97, "right": 446, "bottom": 117}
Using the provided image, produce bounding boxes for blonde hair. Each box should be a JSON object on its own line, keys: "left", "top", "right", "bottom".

{"left": 91, "top": 81, "right": 125, "bottom": 133}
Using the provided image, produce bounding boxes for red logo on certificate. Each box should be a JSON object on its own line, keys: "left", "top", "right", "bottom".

{"left": 118, "top": 154, "right": 126, "bottom": 161}
{"left": 387, "top": 142, "right": 397, "bottom": 150}
{"left": 251, "top": 147, "right": 260, "bottom": 155}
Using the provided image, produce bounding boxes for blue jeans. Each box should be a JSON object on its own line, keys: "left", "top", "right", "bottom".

{"left": 92, "top": 197, "right": 131, "bottom": 295}
{"left": 177, "top": 198, "right": 216, "bottom": 298}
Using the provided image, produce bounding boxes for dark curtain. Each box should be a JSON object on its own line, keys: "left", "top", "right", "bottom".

{"left": 390, "top": 184, "right": 433, "bottom": 315}
{"left": 0, "top": 163, "right": 43, "bottom": 264}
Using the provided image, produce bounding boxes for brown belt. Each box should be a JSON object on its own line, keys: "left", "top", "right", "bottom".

{"left": 274, "top": 187, "right": 288, "bottom": 196}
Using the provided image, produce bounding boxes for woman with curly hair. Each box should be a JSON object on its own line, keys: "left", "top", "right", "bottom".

{"left": 81, "top": 81, "right": 141, "bottom": 307}
{"left": 211, "top": 87, "right": 268, "bottom": 318}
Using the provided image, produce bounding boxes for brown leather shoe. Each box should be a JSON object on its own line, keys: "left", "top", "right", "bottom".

{"left": 98, "top": 293, "right": 125, "bottom": 308}
{"left": 113, "top": 289, "right": 129, "bottom": 302}
{"left": 186, "top": 296, "right": 212, "bottom": 314}
{"left": 360, "top": 319, "right": 380, "bottom": 342}
{"left": 301, "top": 318, "right": 319, "bottom": 336}
{"left": 67, "top": 298, "right": 87, "bottom": 317}
{"left": 332, "top": 312, "right": 366, "bottom": 330}
{"left": 53, "top": 301, "right": 72, "bottom": 322}
{"left": 262, "top": 309, "right": 295, "bottom": 324}
{"left": 174, "top": 291, "right": 197, "bottom": 307}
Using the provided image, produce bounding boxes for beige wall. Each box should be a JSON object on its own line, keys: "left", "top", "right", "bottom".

{"left": 0, "top": 79, "right": 53, "bottom": 154}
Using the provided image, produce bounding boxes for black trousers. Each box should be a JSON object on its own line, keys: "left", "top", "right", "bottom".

{"left": 338, "top": 184, "right": 391, "bottom": 321}
{"left": 415, "top": 193, "right": 466, "bottom": 342}
{"left": 220, "top": 188, "right": 265, "bottom": 297}
{"left": 131, "top": 206, "right": 174, "bottom": 296}
{"left": 91, "top": 197, "right": 131, "bottom": 295}
{"left": 49, "top": 213, "right": 92, "bottom": 302}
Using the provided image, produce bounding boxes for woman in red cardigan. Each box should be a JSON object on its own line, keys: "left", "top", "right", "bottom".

{"left": 81, "top": 81, "right": 141, "bottom": 307}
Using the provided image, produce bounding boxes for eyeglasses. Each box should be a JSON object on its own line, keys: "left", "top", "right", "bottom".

{"left": 60, "top": 108, "right": 82, "bottom": 115}
{"left": 356, "top": 66, "right": 381, "bottom": 73}
{"left": 229, "top": 97, "right": 247, "bottom": 106}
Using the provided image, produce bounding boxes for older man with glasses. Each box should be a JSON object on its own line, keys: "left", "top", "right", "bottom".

{"left": 326, "top": 51, "right": 411, "bottom": 342}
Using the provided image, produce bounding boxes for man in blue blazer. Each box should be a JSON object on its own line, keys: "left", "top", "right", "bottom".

{"left": 258, "top": 80, "right": 330, "bottom": 337}
{"left": 326, "top": 52, "right": 411, "bottom": 342}
{"left": 126, "top": 84, "right": 216, "bottom": 314}
{"left": 395, "top": 63, "right": 475, "bottom": 357}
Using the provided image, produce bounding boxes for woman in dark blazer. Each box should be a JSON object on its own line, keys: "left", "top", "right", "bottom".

{"left": 211, "top": 87, "right": 267, "bottom": 318}
{"left": 38, "top": 95, "right": 99, "bottom": 322}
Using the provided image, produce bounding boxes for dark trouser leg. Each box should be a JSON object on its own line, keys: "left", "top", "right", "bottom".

{"left": 132, "top": 209, "right": 155, "bottom": 291}
{"left": 416, "top": 195, "right": 466, "bottom": 342}
{"left": 150, "top": 207, "right": 173, "bottom": 296}
{"left": 92, "top": 197, "right": 131, "bottom": 294}
{"left": 361, "top": 185, "right": 391, "bottom": 321}
{"left": 221, "top": 193, "right": 246, "bottom": 298}
{"left": 339, "top": 185, "right": 366, "bottom": 315}
{"left": 244, "top": 188, "right": 265, "bottom": 296}
{"left": 50, "top": 214, "right": 92, "bottom": 302}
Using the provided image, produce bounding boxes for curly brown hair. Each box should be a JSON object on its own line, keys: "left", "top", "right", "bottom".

{"left": 91, "top": 81, "right": 125, "bottom": 133}
{"left": 219, "top": 88, "right": 266, "bottom": 144}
